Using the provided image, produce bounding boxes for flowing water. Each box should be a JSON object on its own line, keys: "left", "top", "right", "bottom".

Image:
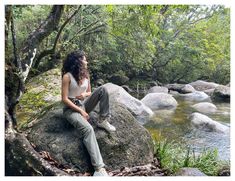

{"left": 143, "top": 97, "right": 230, "bottom": 161}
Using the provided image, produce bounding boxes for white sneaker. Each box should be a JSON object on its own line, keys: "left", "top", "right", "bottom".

{"left": 97, "top": 118, "right": 116, "bottom": 132}
{"left": 93, "top": 167, "right": 109, "bottom": 176}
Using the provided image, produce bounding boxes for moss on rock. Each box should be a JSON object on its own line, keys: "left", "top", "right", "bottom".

{"left": 16, "top": 68, "right": 62, "bottom": 130}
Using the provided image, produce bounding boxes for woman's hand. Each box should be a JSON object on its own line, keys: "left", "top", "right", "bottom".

{"left": 76, "top": 92, "right": 87, "bottom": 100}
{"left": 80, "top": 110, "right": 89, "bottom": 120}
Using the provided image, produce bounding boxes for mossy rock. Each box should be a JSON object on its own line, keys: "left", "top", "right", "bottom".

{"left": 16, "top": 68, "right": 61, "bottom": 129}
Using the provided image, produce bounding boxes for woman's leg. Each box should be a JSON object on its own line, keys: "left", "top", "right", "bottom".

{"left": 84, "top": 86, "right": 110, "bottom": 118}
{"left": 64, "top": 108, "right": 105, "bottom": 170}
{"left": 84, "top": 86, "right": 116, "bottom": 132}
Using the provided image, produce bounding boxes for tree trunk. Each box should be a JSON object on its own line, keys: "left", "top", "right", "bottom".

{"left": 5, "top": 5, "right": 66, "bottom": 176}
{"left": 5, "top": 111, "right": 68, "bottom": 176}
{"left": 5, "top": 5, "right": 12, "bottom": 54}
{"left": 20, "top": 5, "right": 64, "bottom": 81}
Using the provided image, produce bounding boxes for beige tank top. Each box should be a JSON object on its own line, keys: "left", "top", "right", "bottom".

{"left": 67, "top": 72, "right": 89, "bottom": 98}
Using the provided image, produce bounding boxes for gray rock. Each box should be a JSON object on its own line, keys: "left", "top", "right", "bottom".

{"left": 148, "top": 86, "right": 168, "bottom": 94}
{"left": 189, "top": 112, "right": 229, "bottom": 133}
{"left": 27, "top": 102, "right": 154, "bottom": 172}
{"left": 165, "top": 84, "right": 195, "bottom": 94}
{"left": 175, "top": 167, "right": 207, "bottom": 176}
{"left": 189, "top": 80, "right": 219, "bottom": 91}
{"left": 103, "top": 83, "right": 154, "bottom": 124}
{"left": 180, "top": 91, "right": 210, "bottom": 102}
{"left": 168, "top": 90, "right": 180, "bottom": 97}
{"left": 217, "top": 165, "right": 230, "bottom": 176}
{"left": 181, "top": 84, "right": 195, "bottom": 93}
{"left": 166, "top": 83, "right": 185, "bottom": 93}
{"left": 203, "top": 88, "right": 215, "bottom": 96}
{"left": 141, "top": 93, "right": 178, "bottom": 110}
{"left": 212, "top": 85, "right": 230, "bottom": 102}
{"left": 192, "top": 102, "right": 217, "bottom": 114}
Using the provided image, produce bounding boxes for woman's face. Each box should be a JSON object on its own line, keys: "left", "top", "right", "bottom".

{"left": 82, "top": 56, "right": 88, "bottom": 69}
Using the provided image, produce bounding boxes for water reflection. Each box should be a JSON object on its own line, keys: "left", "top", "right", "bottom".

{"left": 144, "top": 98, "right": 230, "bottom": 161}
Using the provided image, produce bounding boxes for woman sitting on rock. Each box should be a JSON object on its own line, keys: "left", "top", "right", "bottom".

{"left": 61, "top": 50, "right": 116, "bottom": 176}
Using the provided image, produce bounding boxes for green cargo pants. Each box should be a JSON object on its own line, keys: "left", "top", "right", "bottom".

{"left": 63, "top": 86, "right": 110, "bottom": 170}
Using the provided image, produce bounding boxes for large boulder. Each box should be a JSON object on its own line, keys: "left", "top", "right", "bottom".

{"left": 148, "top": 86, "right": 168, "bottom": 94}
{"left": 192, "top": 102, "right": 217, "bottom": 114}
{"left": 16, "top": 68, "right": 61, "bottom": 128}
{"left": 181, "top": 84, "right": 195, "bottom": 93}
{"left": 141, "top": 93, "right": 178, "bottom": 110}
{"left": 166, "top": 84, "right": 195, "bottom": 94}
{"left": 27, "top": 102, "right": 154, "bottom": 173}
{"left": 189, "top": 80, "right": 219, "bottom": 91}
{"left": 189, "top": 112, "right": 229, "bottom": 133}
{"left": 212, "top": 85, "right": 230, "bottom": 102}
{"left": 179, "top": 91, "right": 210, "bottom": 102}
{"left": 103, "top": 83, "right": 154, "bottom": 124}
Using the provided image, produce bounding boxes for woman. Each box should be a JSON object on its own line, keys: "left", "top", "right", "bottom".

{"left": 61, "top": 50, "right": 116, "bottom": 176}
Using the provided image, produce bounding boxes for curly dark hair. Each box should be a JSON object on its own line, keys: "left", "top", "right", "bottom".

{"left": 61, "top": 50, "right": 89, "bottom": 84}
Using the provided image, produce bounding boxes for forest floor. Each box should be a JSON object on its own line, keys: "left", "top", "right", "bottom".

{"left": 108, "top": 158, "right": 168, "bottom": 176}
{"left": 39, "top": 150, "right": 168, "bottom": 176}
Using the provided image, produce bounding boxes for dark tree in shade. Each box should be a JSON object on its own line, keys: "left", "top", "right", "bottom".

{"left": 5, "top": 5, "right": 68, "bottom": 176}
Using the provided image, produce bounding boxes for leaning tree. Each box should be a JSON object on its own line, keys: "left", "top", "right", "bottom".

{"left": 5, "top": 5, "right": 70, "bottom": 176}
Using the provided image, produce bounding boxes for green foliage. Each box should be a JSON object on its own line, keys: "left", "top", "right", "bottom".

{"left": 154, "top": 139, "right": 230, "bottom": 176}
{"left": 151, "top": 6, "right": 230, "bottom": 84}
{"left": 9, "top": 5, "right": 230, "bottom": 84}
{"left": 12, "top": 5, "right": 51, "bottom": 47}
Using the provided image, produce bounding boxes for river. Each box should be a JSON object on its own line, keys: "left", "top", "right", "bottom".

{"left": 143, "top": 97, "right": 230, "bottom": 161}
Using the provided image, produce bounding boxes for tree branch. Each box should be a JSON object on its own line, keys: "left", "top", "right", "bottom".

{"left": 61, "top": 20, "right": 102, "bottom": 50}
{"left": 21, "top": 5, "right": 64, "bottom": 80}
{"left": 34, "top": 6, "right": 80, "bottom": 68}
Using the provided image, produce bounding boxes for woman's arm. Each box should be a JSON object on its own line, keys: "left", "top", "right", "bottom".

{"left": 86, "top": 77, "right": 92, "bottom": 96}
{"left": 62, "top": 74, "right": 89, "bottom": 119}
{"left": 76, "top": 77, "right": 91, "bottom": 99}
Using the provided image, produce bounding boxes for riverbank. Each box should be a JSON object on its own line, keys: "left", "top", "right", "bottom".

{"left": 14, "top": 69, "right": 230, "bottom": 176}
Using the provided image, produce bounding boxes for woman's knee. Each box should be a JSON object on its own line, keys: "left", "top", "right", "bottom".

{"left": 99, "top": 86, "right": 108, "bottom": 95}
{"left": 84, "top": 124, "right": 94, "bottom": 134}
{"left": 103, "top": 86, "right": 108, "bottom": 93}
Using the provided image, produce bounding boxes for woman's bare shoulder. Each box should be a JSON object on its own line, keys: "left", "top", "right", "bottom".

{"left": 62, "top": 73, "right": 71, "bottom": 81}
